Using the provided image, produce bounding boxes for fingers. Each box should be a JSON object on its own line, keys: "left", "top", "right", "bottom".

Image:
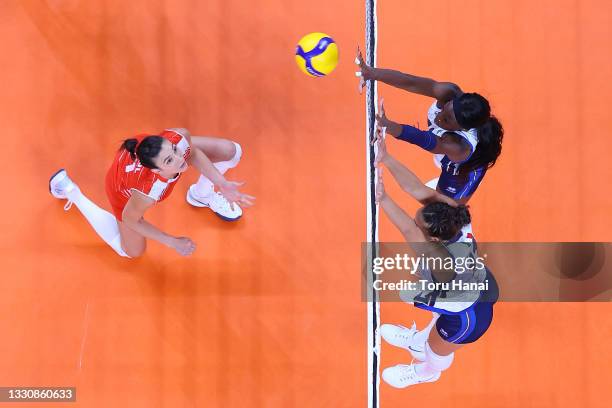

{"left": 239, "top": 194, "right": 256, "bottom": 207}
{"left": 379, "top": 98, "right": 385, "bottom": 116}
{"left": 178, "top": 238, "right": 196, "bottom": 256}
{"left": 371, "top": 127, "right": 382, "bottom": 145}
{"left": 358, "top": 76, "right": 365, "bottom": 94}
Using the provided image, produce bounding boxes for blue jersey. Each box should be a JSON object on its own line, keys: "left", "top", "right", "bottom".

{"left": 437, "top": 156, "right": 487, "bottom": 200}
{"left": 427, "top": 101, "right": 486, "bottom": 200}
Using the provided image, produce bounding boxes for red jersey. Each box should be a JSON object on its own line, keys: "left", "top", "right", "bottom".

{"left": 105, "top": 129, "right": 191, "bottom": 221}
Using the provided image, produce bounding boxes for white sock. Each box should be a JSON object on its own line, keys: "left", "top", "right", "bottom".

{"left": 193, "top": 142, "right": 242, "bottom": 198}
{"left": 415, "top": 341, "right": 454, "bottom": 377}
{"left": 412, "top": 313, "right": 440, "bottom": 349}
{"left": 66, "top": 188, "right": 129, "bottom": 258}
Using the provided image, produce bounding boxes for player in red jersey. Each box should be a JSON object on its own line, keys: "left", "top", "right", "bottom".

{"left": 49, "top": 128, "right": 254, "bottom": 258}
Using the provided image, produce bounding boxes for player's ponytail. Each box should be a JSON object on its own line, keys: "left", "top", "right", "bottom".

{"left": 119, "top": 135, "right": 165, "bottom": 169}
{"left": 121, "top": 139, "right": 139, "bottom": 159}
{"left": 422, "top": 202, "right": 471, "bottom": 241}
{"left": 459, "top": 115, "right": 504, "bottom": 174}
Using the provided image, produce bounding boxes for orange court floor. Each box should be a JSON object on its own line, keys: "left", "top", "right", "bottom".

{"left": 1, "top": 0, "right": 611, "bottom": 407}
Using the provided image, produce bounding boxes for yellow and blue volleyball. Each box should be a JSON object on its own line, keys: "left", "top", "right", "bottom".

{"left": 295, "top": 33, "right": 339, "bottom": 77}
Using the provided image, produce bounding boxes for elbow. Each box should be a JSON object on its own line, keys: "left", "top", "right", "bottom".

{"left": 121, "top": 212, "right": 142, "bottom": 228}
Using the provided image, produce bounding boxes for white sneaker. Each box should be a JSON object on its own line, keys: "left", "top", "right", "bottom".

{"left": 380, "top": 323, "right": 425, "bottom": 361}
{"left": 49, "top": 169, "right": 78, "bottom": 210}
{"left": 382, "top": 363, "right": 440, "bottom": 389}
{"left": 186, "top": 185, "right": 242, "bottom": 221}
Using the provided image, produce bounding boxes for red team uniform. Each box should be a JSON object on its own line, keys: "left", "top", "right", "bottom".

{"left": 105, "top": 129, "right": 191, "bottom": 221}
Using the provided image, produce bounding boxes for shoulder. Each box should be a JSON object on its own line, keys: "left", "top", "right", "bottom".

{"left": 163, "top": 128, "right": 191, "bottom": 143}
{"left": 433, "top": 82, "right": 462, "bottom": 104}
{"left": 162, "top": 128, "right": 191, "bottom": 153}
{"left": 438, "top": 132, "right": 473, "bottom": 163}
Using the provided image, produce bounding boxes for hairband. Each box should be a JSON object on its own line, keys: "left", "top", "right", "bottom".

{"left": 452, "top": 96, "right": 471, "bottom": 130}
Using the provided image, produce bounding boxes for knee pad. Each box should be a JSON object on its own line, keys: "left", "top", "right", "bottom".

{"left": 214, "top": 142, "right": 242, "bottom": 173}
{"left": 228, "top": 142, "right": 242, "bottom": 167}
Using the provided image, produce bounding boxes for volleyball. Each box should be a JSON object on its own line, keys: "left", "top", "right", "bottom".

{"left": 295, "top": 32, "right": 339, "bottom": 77}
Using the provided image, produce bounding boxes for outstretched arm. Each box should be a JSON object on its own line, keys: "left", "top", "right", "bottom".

{"left": 171, "top": 128, "right": 255, "bottom": 208}
{"left": 374, "top": 99, "right": 471, "bottom": 163}
{"left": 376, "top": 169, "right": 427, "bottom": 243}
{"left": 356, "top": 46, "right": 462, "bottom": 103}
{"left": 376, "top": 168, "right": 456, "bottom": 283}
{"left": 375, "top": 132, "right": 457, "bottom": 207}
{"left": 122, "top": 191, "right": 196, "bottom": 256}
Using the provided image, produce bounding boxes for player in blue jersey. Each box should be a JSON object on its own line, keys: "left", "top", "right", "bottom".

{"left": 374, "top": 131, "right": 498, "bottom": 388}
{"left": 356, "top": 48, "right": 503, "bottom": 204}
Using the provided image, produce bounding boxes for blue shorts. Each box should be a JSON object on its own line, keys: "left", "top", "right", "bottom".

{"left": 435, "top": 270, "right": 499, "bottom": 344}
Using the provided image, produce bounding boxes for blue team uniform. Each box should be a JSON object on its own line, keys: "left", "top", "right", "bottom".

{"left": 400, "top": 225, "right": 498, "bottom": 344}
{"left": 427, "top": 101, "right": 487, "bottom": 200}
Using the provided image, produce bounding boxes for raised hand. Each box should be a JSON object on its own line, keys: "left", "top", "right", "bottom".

{"left": 374, "top": 129, "right": 388, "bottom": 166}
{"left": 219, "top": 180, "right": 256, "bottom": 209}
{"left": 355, "top": 45, "right": 375, "bottom": 94}
{"left": 374, "top": 97, "right": 391, "bottom": 129}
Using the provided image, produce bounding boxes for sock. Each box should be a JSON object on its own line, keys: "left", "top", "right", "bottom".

{"left": 193, "top": 142, "right": 242, "bottom": 197}
{"left": 66, "top": 188, "right": 130, "bottom": 258}
{"left": 415, "top": 341, "right": 454, "bottom": 377}
{"left": 412, "top": 313, "right": 440, "bottom": 350}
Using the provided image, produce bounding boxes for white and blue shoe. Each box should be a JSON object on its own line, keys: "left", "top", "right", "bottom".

{"left": 186, "top": 185, "right": 242, "bottom": 221}
{"left": 380, "top": 323, "right": 426, "bottom": 361}
{"left": 382, "top": 363, "right": 441, "bottom": 389}
{"left": 49, "top": 169, "right": 78, "bottom": 210}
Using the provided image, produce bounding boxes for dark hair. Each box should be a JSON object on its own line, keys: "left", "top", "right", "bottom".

{"left": 120, "top": 136, "right": 165, "bottom": 169}
{"left": 422, "top": 203, "right": 471, "bottom": 241}
{"left": 459, "top": 115, "right": 504, "bottom": 174}
{"left": 454, "top": 93, "right": 490, "bottom": 129}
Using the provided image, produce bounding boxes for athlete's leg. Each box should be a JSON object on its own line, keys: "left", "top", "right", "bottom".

{"left": 381, "top": 327, "right": 461, "bottom": 388}
{"left": 380, "top": 313, "right": 439, "bottom": 361}
{"left": 186, "top": 137, "right": 243, "bottom": 220}
{"left": 412, "top": 312, "right": 440, "bottom": 348}
{"left": 49, "top": 170, "right": 130, "bottom": 258}
{"left": 118, "top": 222, "right": 146, "bottom": 258}
{"left": 414, "top": 328, "right": 463, "bottom": 377}
{"left": 190, "top": 136, "right": 237, "bottom": 163}
{"left": 190, "top": 136, "right": 242, "bottom": 197}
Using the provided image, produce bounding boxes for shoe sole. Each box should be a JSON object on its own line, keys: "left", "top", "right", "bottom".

{"left": 49, "top": 168, "right": 66, "bottom": 196}
{"left": 186, "top": 190, "right": 242, "bottom": 222}
{"left": 382, "top": 369, "right": 440, "bottom": 388}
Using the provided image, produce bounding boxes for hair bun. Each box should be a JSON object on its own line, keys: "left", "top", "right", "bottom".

{"left": 455, "top": 205, "right": 471, "bottom": 226}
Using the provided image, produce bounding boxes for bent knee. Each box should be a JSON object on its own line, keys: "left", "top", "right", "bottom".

{"left": 125, "top": 247, "right": 145, "bottom": 258}
{"left": 229, "top": 142, "right": 242, "bottom": 162}
{"left": 121, "top": 238, "right": 147, "bottom": 258}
